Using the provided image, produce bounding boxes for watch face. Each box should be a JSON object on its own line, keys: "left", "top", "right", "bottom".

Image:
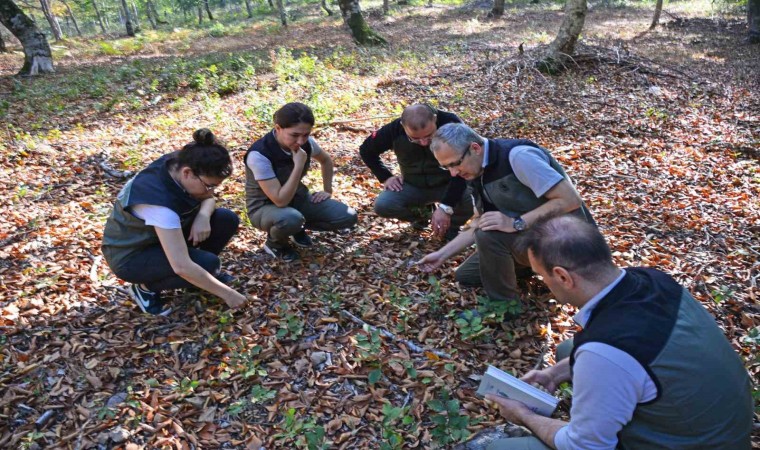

{"left": 514, "top": 218, "right": 526, "bottom": 231}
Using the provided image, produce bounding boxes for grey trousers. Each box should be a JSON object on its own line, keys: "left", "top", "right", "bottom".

{"left": 454, "top": 228, "right": 530, "bottom": 302}
{"left": 250, "top": 194, "right": 357, "bottom": 247}
{"left": 374, "top": 182, "right": 472, "bottom": 229}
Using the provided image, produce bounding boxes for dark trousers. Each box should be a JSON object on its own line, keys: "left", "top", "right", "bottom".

{"left": 114, "top": 208, "right": 239, "bottom": 292}
{"left": 374, "top": 182, "right": 472, "bottom": 229}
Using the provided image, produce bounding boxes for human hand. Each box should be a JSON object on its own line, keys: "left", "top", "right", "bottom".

{"left": 485, "top": 394, "right": 533, "bottom": 426}
{"left": 293, "top": 148, "right": 308, "bottom": 168}
{"left": 479, "top": 211, "right": 515, "bottom": 233}
{"left": 311, "top": 191, "right": 332, "bottom": 203}
{"left": 521, "top": 369, "right": 559, "bottom": 393}
{"left": 224, "top": 291, "right": 247, "bottom": 309}
{"left": 383, "top": 176, "right": 404, "bottom": 192}
{"left": 431, "top": 207, "right": 451, "bottom": 238}
{"left": 416, "top": 251, "right": 445, "bottom": 272}
{"left": 188, "top": 213, "right": 211, "bottom": 246}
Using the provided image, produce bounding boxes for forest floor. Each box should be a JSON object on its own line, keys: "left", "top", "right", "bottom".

{"left": 0, "top": 1, "right": 759, "bottom": 448}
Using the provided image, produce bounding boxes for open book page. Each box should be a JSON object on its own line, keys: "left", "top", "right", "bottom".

{"left": 476, "top": 365, "right": 559, "bottom": 417}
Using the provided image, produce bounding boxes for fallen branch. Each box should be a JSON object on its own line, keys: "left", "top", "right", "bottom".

{"left": 340, "top": 310, "right": 451, "bottom": 359}
{"left": 99, "top": 159, "right": 133, "bottom": 179}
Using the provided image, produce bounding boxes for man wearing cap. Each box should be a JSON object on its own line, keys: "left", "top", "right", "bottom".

{"left": 359, "top": 104, "right": 472, "bottom": 239}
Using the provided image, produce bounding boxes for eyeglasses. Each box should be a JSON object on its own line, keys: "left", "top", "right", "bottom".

{"left": 439, "top": 147, "right": 470, "bottom": 170}
{"left": 407, "top": 133, "right": 435, "bottom": 145}
{"left": 195, "top": 174, "right": 219, "bottom": 192}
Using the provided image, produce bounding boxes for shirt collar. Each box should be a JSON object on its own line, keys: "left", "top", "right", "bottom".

{"left": 574, "top": 269, "right": 626, "bottom": 327}
{"left": 482, "top": 139, "right": 490, "bottom": 167}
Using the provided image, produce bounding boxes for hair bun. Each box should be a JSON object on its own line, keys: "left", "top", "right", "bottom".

{"left": 192, "top": 128, "right": 216, "bottom": 146}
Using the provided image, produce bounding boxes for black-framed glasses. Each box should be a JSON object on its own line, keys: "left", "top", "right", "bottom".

{"left": 439, "top": 147, "right": 471, "bottom": 170}
{"left": 195, "top": 174, "right": 219, "bottom": 192}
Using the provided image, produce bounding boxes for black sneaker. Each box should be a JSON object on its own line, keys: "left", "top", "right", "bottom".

{"left": 215, "top": 271, "right": 236, "bottom": 285}
{"left": 128, "top": 284, "right": 172, "bottom": 316}
{"left": 263, "top": 240, "right": 300, "bottom": 262}
{"left": 290, "top": 230, "right": 313, "bottom": 248}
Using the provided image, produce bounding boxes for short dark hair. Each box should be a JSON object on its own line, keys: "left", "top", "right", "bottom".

{"left": 173, "top": 128, "right": 233, "bottom": 179}
{"left": 519, "top": 214, "right": 614, "bottom": 279}
{"left": 400, "top": 104, "right": 437, "bottom": 131}
{"left": 274, "top": 102, "right": 315, "bottom": 128}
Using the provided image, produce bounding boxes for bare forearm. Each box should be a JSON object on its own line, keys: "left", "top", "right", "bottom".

{"left": 321, "top": 160, "right": 334, "bottom": 193}
{"left": 438, "top": 226, "right": 476, "bottom": 259}
{"left": 198, "top": 197, "right": 216, "bottom": 217}
{"left": 519, "top": 413, "right": 567, "bottom": 449}
{"left": 177, "top": 262, "right": 241, "bottom": 301}
{"left": 275, "top": 170, "right": 303, "bottom": 206}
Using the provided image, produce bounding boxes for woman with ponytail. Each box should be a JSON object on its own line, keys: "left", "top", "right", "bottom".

{"left": 102, "top": 129, "right": 247, "bottom": 315}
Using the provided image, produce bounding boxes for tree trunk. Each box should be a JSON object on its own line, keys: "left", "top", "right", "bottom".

{"left": 649, "top": 0, "right": 662, "bottom": 29}
{"left": 382, "top": 0, "right": 388, "bottom": 15}
{"left": 197, "top": 5, "right": 202, "bottom": 24}
{"left": 539, "top": 0, "right": 586, "bottom": 72}
{"left": 61, "top": 0, "right": 81, "bottom": 35}
{"left": 243, "top": 0, "right": 253, "bottom": 18}
{"left": 92, "top": 0, "right": 106, "bottom": 33}
{"left": 120, "top": 0, "right": 135, "bottom": 35}
{"left": 0, "top": 0, "right": 55, "bottom": 75}
{"left": 204, "top": 0, "right": 213, "bottom": 20}
{"left": 337, "top": 0, "right": 385, "bottom": 45}
{"left": 489, "top": 0, "right": 504, "bottom": 17}
{"left": 274, "top": 0, "right": 287, "bottom": 25}
{"left": 749, "top": 0, "right": 760, "bottom": 43}
{"left": 145, "top": 0, "right": 156, "bottom": 28}
{"left": 39, "top": 0, "right": 63, "bottom": 40}
{"left": 0, "top": 28, "right": 7, "bottom": 52}
{"left": 130, "top": 1, "right": 141, "bottom": 30}
{"left": 149, "top": 0, "right": 166, "bottom": 24}
{"left": 321, "top": 0, "right": 333, "bottom": 15}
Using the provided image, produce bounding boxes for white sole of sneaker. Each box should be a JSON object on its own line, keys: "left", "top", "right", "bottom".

{"left": 263, "top": 243, "right": 278, "bottom": 258}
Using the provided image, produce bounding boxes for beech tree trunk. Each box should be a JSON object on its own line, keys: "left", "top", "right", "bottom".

{"left": 749, "top": 0, "right": 760, "bottom": 43}
{"left": 130, "top": 1, "right": 141, "bottom": 30}
{"left": 539, "top": 0, "right": 586, "bottom": 72}
{"left": 120, "top": 0, "right": 135, "bottom": 35}
{"left": 92, "top": 0, "right": 106, "bottom": 33}
{"left": 274, "top": 0, "right": 287, "bottom": 25}
{"left": 337, "top": 0, "right": 385, "bottom": 45}
{"left": 61, "top": 0, "right": 81, "bottom": 36}
{"left": 197, "top": 5, "right": 202, "bottom": 24}
{"left": 243, "top": 0, "right": 253, "bottom": 18}
{"left": 39, "top": 0, "right": 63, "bottom": 40}
{"left": 145, "top": 0, "right": 156, "bottom": 29}
{"left": 490, "top": 0, "right": 504, "bottom": 17}
{"left": 649, "top": 0, "right": 662, "bottom": 29}
{"left": 382, "top": 0, "right": 388, "bottom": 15}
{"left": 0, "top": 0, "right": 55, "bottom": 75}
{"left": 321, "top": 0, "right": 333, "bottom": 15}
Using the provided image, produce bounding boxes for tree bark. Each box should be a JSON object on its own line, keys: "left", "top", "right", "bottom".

{"left": 120, "top": 0, "right": 135, "bottom": 35}
{"left": 489, "top": 0, "right": 504, "bottom": 17}
{"left": 382, "top": 0, "right": 388, "bottom": 15}
{"left": 539, "top": 0, "right": 586, "bottom": 72}
{"left": 0, "top": 0, "right": 55, "bottom": 75}
{"left": 274, "top": 0, "right": 287, "bottom": 25}
{"left": 204, "top": 0, "right": 213, "bottom": 20}
{"left": 337, "top": 0, "right": 385, "bottom": 45}
{"left": 0, "top": 28, "right": 7, "bottom": 52}
{"left": 649, "top": 0, "right": 662, "bottom": 29}
{"left": 61, "top": 0, "right": 81, "bottom": 35}
{"left": 39, "top": 0, "right": 63, "bottom": 40}
{"left": 749, "top": 0, "right": 760, "bottom": 43}
{"left": 92, "top": 0, "right": 106, "bottom": 33}
{"left": 144, "top": 0, "right": 156, "bottom": 28}
{"left": 321, "top": 0, "right": 333, "bottom": 15}
{"left": 243, "top": 0, "right": 253, "bottom": 18}
{"left": 197, "top": 4, "right": 202, "bottom": 24}
{"left": 130, "top": 1, "right": 141, "bottom": 30}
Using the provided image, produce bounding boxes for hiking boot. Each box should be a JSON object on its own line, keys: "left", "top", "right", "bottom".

{"left": 290, "top": 230, "right": 313, "bottom": 248}
{"left": 263, "top": 240, "right": 300, "bottom": 262}
{"left": 128, "top": 284, "right": 172, "bottom": 316}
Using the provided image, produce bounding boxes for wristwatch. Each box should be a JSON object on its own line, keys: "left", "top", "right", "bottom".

{"left": 513, "top": 216, "right": 527, "bottom": 231}
{"left": 438, "top": 204, "right": 454, "bottom": 215}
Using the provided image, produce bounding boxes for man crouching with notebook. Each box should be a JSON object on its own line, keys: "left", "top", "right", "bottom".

{"left": 478, "top": 214, "right": 752, "bottom": 450}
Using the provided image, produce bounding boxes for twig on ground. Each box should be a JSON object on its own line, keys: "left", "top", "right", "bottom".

{"left": 340, "top": 310, "right": 451, "bottom": 359}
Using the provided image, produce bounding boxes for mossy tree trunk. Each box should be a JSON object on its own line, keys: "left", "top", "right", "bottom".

{"left": 321, "top": 0, "right": 333, "bottom": 16}
{"left": 244, "top": 0, "right": 253, "bottom": 18}
{"left": 490, "top": 0, "right": 504, "bottom": 17}
{"left": 92, "top": 0, "right": 106, "bottom": 33}
{"left": 539, "top": 0, "right": 586, "bottom": 73}
{"left": 39, "top": 0, "right": 64, "bottom": 40}
{"left": 337, "top": 0, "right": 385, "bottom": 45}
{"left": 749, "top": 0, "right": 760, "bottom": 43}
{"left": 120, "top": 0, "right": 135, "bottom": 35}
{"left": 0, "top": 0, "right": 55, "bottom": 75}
{"left": 204, "top": 0, "right": 214, "bottom": 20}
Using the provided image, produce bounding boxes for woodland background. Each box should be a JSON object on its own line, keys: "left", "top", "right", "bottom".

{"left": 0, "top": 0, "right": 758, "bottom": 447}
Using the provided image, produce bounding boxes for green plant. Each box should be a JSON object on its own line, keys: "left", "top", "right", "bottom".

{"left": 19, "top": 431, "right": 45, "bottom": 450}
{"left": 427, "top": 389, "right": 475, "bottom": 447}
{"left": 172, "top": 377, "right": 200, "bottom": 396}
{"left": 379, "top": 403, "right": 417, "bottom": 450}
{"left": 477, "top": 295, "right": 522, "bottom": 321}
{"left": 276, "top": 304, "right": 304, "bottom": 340}
{"left": 355, "top": 325, "right": 383, "bottom": 360}
{"left": 425, "top": 275, "right": 443, "bottom": 315}
{"left": 455, "top": 310, "right": 490, "bottom": 341}
{"left": 711, "top": 286, "right": 735, "bottom": 304}
{"left": 273, "top": 408, "right": 330, "bottom": 449}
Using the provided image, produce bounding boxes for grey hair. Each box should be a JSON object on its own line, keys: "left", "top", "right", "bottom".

{"left": 430, "top": 123, "right": 485, "bottom": 155}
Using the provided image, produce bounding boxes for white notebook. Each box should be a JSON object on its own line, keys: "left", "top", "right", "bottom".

{"left": 476, "top": 365, "right": 559, "bottom": 417}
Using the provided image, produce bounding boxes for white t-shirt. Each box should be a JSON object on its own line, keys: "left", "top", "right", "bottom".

{"left": 246, "top": 136, "right": 323, "bottom": 181}
{"left": 130, "top": 204, "right": 181, "bottom": 229}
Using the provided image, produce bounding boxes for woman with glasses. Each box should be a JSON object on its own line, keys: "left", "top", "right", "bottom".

{"left": 244, "top": 102, "right": 357, "bottom": 262}
{"left": 102, "top": 128, "right": 247, "bottom": 315}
